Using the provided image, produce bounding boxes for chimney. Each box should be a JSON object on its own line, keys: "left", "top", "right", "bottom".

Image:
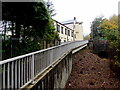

{"left": 73, "top": 17, "right": 77, "bottom": 25}
{"left": 74, "top": 17, "right": 76, "bottom": 20}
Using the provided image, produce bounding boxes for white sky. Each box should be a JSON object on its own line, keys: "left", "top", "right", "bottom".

{"left": 45, "top": 0, "right": 119, "bottom": 36}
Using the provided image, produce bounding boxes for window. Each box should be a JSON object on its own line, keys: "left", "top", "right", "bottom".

{"left": 65, "top": 28, "right": 67, "bottom": 35}
{"left": 68, "top": 30, "right": 70, "bottom": 36}
{"left": 57, "top": 24, "right": 60, "bottom": 32}
{"left": 61, "top": 27, "right": 63, "bottom": 34}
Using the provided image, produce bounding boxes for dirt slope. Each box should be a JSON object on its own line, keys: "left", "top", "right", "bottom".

{"left": 65, "top": 49, "right": 120, "bottom": 89}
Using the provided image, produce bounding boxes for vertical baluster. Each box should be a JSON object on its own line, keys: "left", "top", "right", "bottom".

{"left": 36, "top": 54, "right": 38, "bottom": 73}
{"left": 31, "top": 55, "right": 34, "bottom": 79}
{"left": 48, "top": 50, "right": 50, "bottom": 66}
{"left": 38, "top": 54, "right": 39, "bottom": 74}
{"left": 34, "top": 55, "right": 36, "bottom": 75}
{"left": 21, "top": 59, "right": 23, "bottom": 86}
{"left": 18, "top": 60, "right": 21, "bottom": 88}
{"left": 0, "top": 65, "right": 2, "bottom": 90}
{"left": 3, "top": 64, "right": 5, "bottom": 88}
{"left": 24, "top": 58, "right": 26, "bottom": 84}
{"left": 26, "top": 57, "right": 28, "bottom": 82}
{"left": 46, "top": 51, "right": 48, "bottom": 68}
{"left": 46, "top": 51, "right": 48, "bottom": 67}
{"left": 40, "top": 53, "right": 42, "bottom": 72}
{"left": 15, "top": 60, "right": 18, "bottom": 89}
{"left": 43, "top": 52, "right": 46, "bottom": 69}
{"left": 37, "top": 54, "right": 39, "bottom": 74}
{"left": 11, "top": 62, "right": 14, "bottom": 88}
{"left": 35, "top": 54, "right": 37, "bottom": 75}
{"left": 7, "top": 63, "right": 10, "bottom": 88}
{"left": 39, "top": 53, "right": 41, "bottom": 73}
{"left": 36, "top": 54, "right": 38, "bottom": 74}
{"left": 29, "top": 56, "right": 31, "bottom": 80}
{"left": 37, "top": 54, "right": 38, "bottom": 75}
{"left": 41, "top": 53, "right": 43, "bottom": 71}
{"left": 43, "top": 52, "right": 45, "bottom": 70}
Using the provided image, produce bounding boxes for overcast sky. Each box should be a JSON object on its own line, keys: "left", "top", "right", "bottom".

{"left": 45, "top": 0, "right": 119, "bottom": 36}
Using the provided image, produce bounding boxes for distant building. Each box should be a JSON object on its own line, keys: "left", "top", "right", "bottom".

{"left": 53, "top": 20, "right": 74, "bottom": 42}
{"left": 53, "top": 17, "right": 84, "bottom": 42}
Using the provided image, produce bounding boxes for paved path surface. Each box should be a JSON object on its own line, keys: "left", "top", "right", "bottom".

{"left": 65, "top": 49, "right": 120, "bottom": 89}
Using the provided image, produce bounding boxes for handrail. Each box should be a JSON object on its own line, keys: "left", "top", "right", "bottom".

{"left": 0, "top": 40, "right": 88, "bottom": 89}
{"left": 0, "top": 42, "right": 69, "bottom": 65}
{"left": 0, "top": 40, "right": 87, "bottom": 64}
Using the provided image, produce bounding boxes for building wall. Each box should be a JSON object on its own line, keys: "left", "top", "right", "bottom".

{"left": 74, "top": 23, "right": 83, "bottom": 40}
{"left": 65, "top": 23, "right": 83, "bottom": 41}
{"left": 53, "top": 20, "right": 83, "bottom": 42}
{"left": 53, "top": 21, "right": 74, "bottom": 43}
{"left": 65, "top": 24, "right": 74, "bottom": 30}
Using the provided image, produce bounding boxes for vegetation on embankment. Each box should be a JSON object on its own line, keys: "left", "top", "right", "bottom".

{"left": 90, "top": 15, "right": 120, "bottom": 73}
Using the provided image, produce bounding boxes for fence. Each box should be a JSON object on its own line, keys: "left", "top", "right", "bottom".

{"left": 39, "top": 39, "right": 61, "bottom": 49}
{"left": 31, "top": 52, "right": 73, "bottom": 89}
{"left": 0, "top": 40, "right": 88, "bottom": 89}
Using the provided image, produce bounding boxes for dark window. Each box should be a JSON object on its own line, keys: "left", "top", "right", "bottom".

{"left": 68, "top": 30, "right": 70, "bottom": 36}
{"left": 65, "top": 28, "right": 67, "bottom": 35}
{"left": 61, "top": 27, "right": 63, "bottom": 34}
{"left": 57, "top": 24, "right": 60, "bottom": 32}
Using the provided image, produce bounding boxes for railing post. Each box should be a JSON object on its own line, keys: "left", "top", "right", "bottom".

{"left": 0, "top": 65, "right": 2, "bottom": 90}
{"left": 31, "top": 55, "right": 35, "bottom": 80}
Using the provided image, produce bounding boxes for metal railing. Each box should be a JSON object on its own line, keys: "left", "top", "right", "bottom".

{"left": 0, "top": 40, "right": 88, "bottom": 89}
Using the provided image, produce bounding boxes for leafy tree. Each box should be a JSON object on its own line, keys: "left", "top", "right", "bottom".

{"left": 84, "top": 34, "right": 90, "bottom": 40}
{"left": 109, "top": 14, "right": 118, "bottom": 25}
{"left": 46, "top": 0, "right": 56, "bottom": 17}
{"left": 2, "top": 1, "right": 59, "bottom": 59}
{"left": 90, "top": 16, "right": 104, "bottom": 39}
{"left": 99, "top": 15, "right": 119, "bottom": 62}
{"left": 99, "top": 19, "right": 118, "bottom": 41}
{"left": 43, "top": 19, "right": 59, "bottom": 39}
{"left": 91, "top": 15, "right": 120, "bottom": 62}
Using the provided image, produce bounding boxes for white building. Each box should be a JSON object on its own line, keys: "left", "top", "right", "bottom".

{"left": 54, "top": 17, "right": 84, "bottom": 42}
{"left": 54, "top": 20, "right": 74, "bottom": 42}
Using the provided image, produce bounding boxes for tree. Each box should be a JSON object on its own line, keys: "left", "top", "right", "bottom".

{"left": 90, "top": 16, "right": 104, "bottom": 39}
{"left": 99, "top": 19, "right": 118, "bottom": 41}
{"left": 109, "top": 14, "right": 118, "bottom": 25}
{"left": 2, "top": 1, "right": 59, "bottom": 59}
{"left": 99, "top": 15, "right": 120, "bottom": 63}
{"left": 84, "top": 34, "right": 90, "bottom": 40}
{"left": 90, "top": 15, "right": 120, "bottom": 62}
{"left": 46, "top": 0, "right": 56, "bottom": 17}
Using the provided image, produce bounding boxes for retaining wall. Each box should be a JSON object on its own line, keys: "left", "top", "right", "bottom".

{"left": 30, "top": 53, "right": 72, "bottom": 90}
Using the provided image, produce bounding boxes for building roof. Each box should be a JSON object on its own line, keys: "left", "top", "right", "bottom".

{"left": 53, "top": 19, "right": 74, "bottom": 31}
{"left": 61, "top": 19, "right": 83, "bottom": 25}
{"left": 61, "top": 19, "right": 75, "bottom": 24}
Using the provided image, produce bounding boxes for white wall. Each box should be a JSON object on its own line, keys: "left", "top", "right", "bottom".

{"left": 54, "top": 21, "right": 74, "bottom": 42}
{"left": 64, "top": 23, "right": 84, "bottom": 41}
{"left": 74, "top": 23, "right": 83, "bottom": 40}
